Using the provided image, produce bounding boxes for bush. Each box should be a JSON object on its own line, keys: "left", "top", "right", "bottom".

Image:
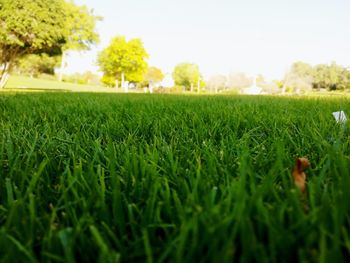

{"left": 63, "top": 72, "right": 101, "bottom": 86}
{"left": 100, "top": 75, "right": 116, "bottom": 87}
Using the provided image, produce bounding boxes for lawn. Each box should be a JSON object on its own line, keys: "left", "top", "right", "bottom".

{"left": 3, "top": 75, "right": 116, "bottom": 93}
{"left": 0, "top": 93, "right": 350, "bottom": 262}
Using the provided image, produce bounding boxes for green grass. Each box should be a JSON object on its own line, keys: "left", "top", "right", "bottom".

{"left": 1, "top": 93, "right": 350, "bottom": 262}
{"left": 3, "top": 75, "right": 116, "bottom": 93}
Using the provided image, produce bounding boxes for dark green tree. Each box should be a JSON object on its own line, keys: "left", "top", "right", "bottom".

{"left": 16, "top": 54, "right": 60, "bottom": 77}
{"left": 0, "top": 0, "right": 66, "bottom": 88}
{"left": 313, "top": 63, "right": 348, "bottom": 90}
{"left": 283, "top": 61, "right": 350, "bottom": 92}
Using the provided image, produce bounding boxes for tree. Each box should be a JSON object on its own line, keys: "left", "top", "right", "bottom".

{"left": 62, "top": 71, "right": 101, "bottom": 85}
{"left": 143, "top": 66, "right": 164, "bottom": 87}
{"left": 97, "top": 36, "right": 149, "bottom": 89}
{"left": 15, "top": 54, "right": 60, "bottom": 77}
{"left": 313, "top": 63, "right": 348, "bottom": 90}
{"left": 226, "top": 72, "right": 251, "bottom": 90}
{"left": 57, "top": 1, "right": 101, "bottom": 81}
{"left": 256, "top": 74, "right": 265, "bottom": 85}
{"left": 207, "top": 74, "right": 227, "bottom": 93}
{"left": 172, "top": 63, "right": 202, "bottom": 92}
{"left": 290, "top": 61, "right": 314, "bottom": 78}
{"left": 0, "top": 0, "right": 66, "bottom": 88}
{"left": 283, "top": 62, "right": 314, "bottom": 93}
{"left": 283, "top": 61, "right": 349, "bottom": 92}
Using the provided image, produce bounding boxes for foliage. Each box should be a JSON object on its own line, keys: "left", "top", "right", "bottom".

{"left": 0, "top": 0, "right": 100, "bottom": 86}
{"left": 313, "top": 63, "right": 349, "bottom": 91}
{"left": 283, "top": 62, "right": 313, "bottom": 93}
{"left": 0, "top": 0, "right": 66, "bottom": 69}
{"left": 206, "top": 73, "right": 256, "bottom": 93}
{"left": 172, "top": 63, "right": 202, "bottom": 90}
{"left": 142, "top": 66, "right": 164, "bottom": 86}
{"left": 284, "top": 61, "right": 350, "bottom": 92}
{"left": 206, "top": 74, "right": 227, "bottom": 92}
{"left": 56, "top": 1, "right": 101, "bottom": 81}
{"left": 62, "top": 71, "right": 101, "bottom": 85}
{"left": 258, "top": 81, "right": 280, "bottom": 94}
{"left": 15, "top": 54, "right": 60, "bottom": 77}
{"left": 1, "top": 93, "right": 350, "bottom": 262}
{"left": 62, "top": 1, "right": 101, "bottom": 52}
{"left": 98, "top": 36, "right": 149, "bottom": 86}
{"left": 226, "top": 72, "right": 251, "bottom": 90}
{"left": 291, "top": 61, "right": 314, "bottom": 78}
{"left": 100, "top": 74, "right": 117, "bottom": 87}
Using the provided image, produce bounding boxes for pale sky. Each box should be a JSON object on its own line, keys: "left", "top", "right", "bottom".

{"left": 67, "top": 0, "right": 350, "bottom": 80}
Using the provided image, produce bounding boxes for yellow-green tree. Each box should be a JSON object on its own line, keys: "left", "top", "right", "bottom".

{"left": 143, "top": 66, "right": 164, "bottom": 87}
{"left": 98, "top": 36, "right": 149, "bottom": 88}
{"left": 172, "top": 63, "right": 203, "bottom": 92}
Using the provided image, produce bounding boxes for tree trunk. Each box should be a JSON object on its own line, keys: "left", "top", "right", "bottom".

{"left": 0, "top": 47, "right": 22, "bottom": 88}
{"left": 0, "top": 62, "right": 10, "bottom": 89}
{"left": 190, "top": 83, "right": 193, "bottom": 92}
{"left": 58, "top": 51, "right": 66, "bottom": 82}
{"left": 197, "top": 79, "right": 200, "bottom": 94}
{"left": 282, "top": 85, "right": 286, "bottom": 95}
{"left": 115, "top": 79, "right": 119, "bottom": 90}
{"left": 0, "top": 72, "right": 9, "bottom": 89}
{"left": 121, "top": 72, "right": 126, "bottom": 92}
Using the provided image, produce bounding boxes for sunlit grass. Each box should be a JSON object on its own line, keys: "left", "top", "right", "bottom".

{"left": 0, "top": 93, "right": 350, "bottom": 262}
{"left": 4, "top": 75, "right": 115, "bottom": 93}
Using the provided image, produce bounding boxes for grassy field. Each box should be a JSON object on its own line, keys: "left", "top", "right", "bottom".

{"left": 1, "top": 93, "right": 350, "bottom": 262}
{"left": 3, "top": 75, "right": 116, "bottom": 93}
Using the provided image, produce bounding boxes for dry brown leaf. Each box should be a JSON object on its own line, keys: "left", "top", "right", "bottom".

{"left": 292, "top": 157, "right": 310, "bottom": 193}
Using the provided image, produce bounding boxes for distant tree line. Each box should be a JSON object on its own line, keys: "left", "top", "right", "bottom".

{"left": 1, "top": 0, "right": 349, "bottom": 93}
{"left": 283, "top": 62, "right": 350, "bottom": 92}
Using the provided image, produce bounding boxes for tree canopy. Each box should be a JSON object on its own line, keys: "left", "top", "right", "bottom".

{"left": 0, "top": 0, "right": 101, "bottom": 87}
{"left": 172, "top": 63, "right": 202, "bottom": 91}
{"left": 0, "top": 0, "right": 66, "bottom": 56}
{"left": 143, "top": 66, "right": 164, "bottom": 86}
{"left": 283, "top": 62, "right": 314, "bottom": 93}
{"left": 57, "top": 2, "right": 101, "bottom": 81}
{"left": 284, "top": 61, "right": 350, "bottom": 92}
{"left": 313, "top": 63, "right": 348, "bottom": 90}
{"left": 63, "top": 2, "right": 101, "bottom": 52}
{"left": 97, "top": 36, "right": 149, "bottom": 87}
{"left": 15, "top": 54, "right": 60, "bottom": 77}
{"left": 226, "top": 72, "right": 251, "bottom": 90}
{"left": 0, "top": 0, "right": 66, "bottom": 84}
{"left": 207, "top": 74, "right": 227, "bottom": 93}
